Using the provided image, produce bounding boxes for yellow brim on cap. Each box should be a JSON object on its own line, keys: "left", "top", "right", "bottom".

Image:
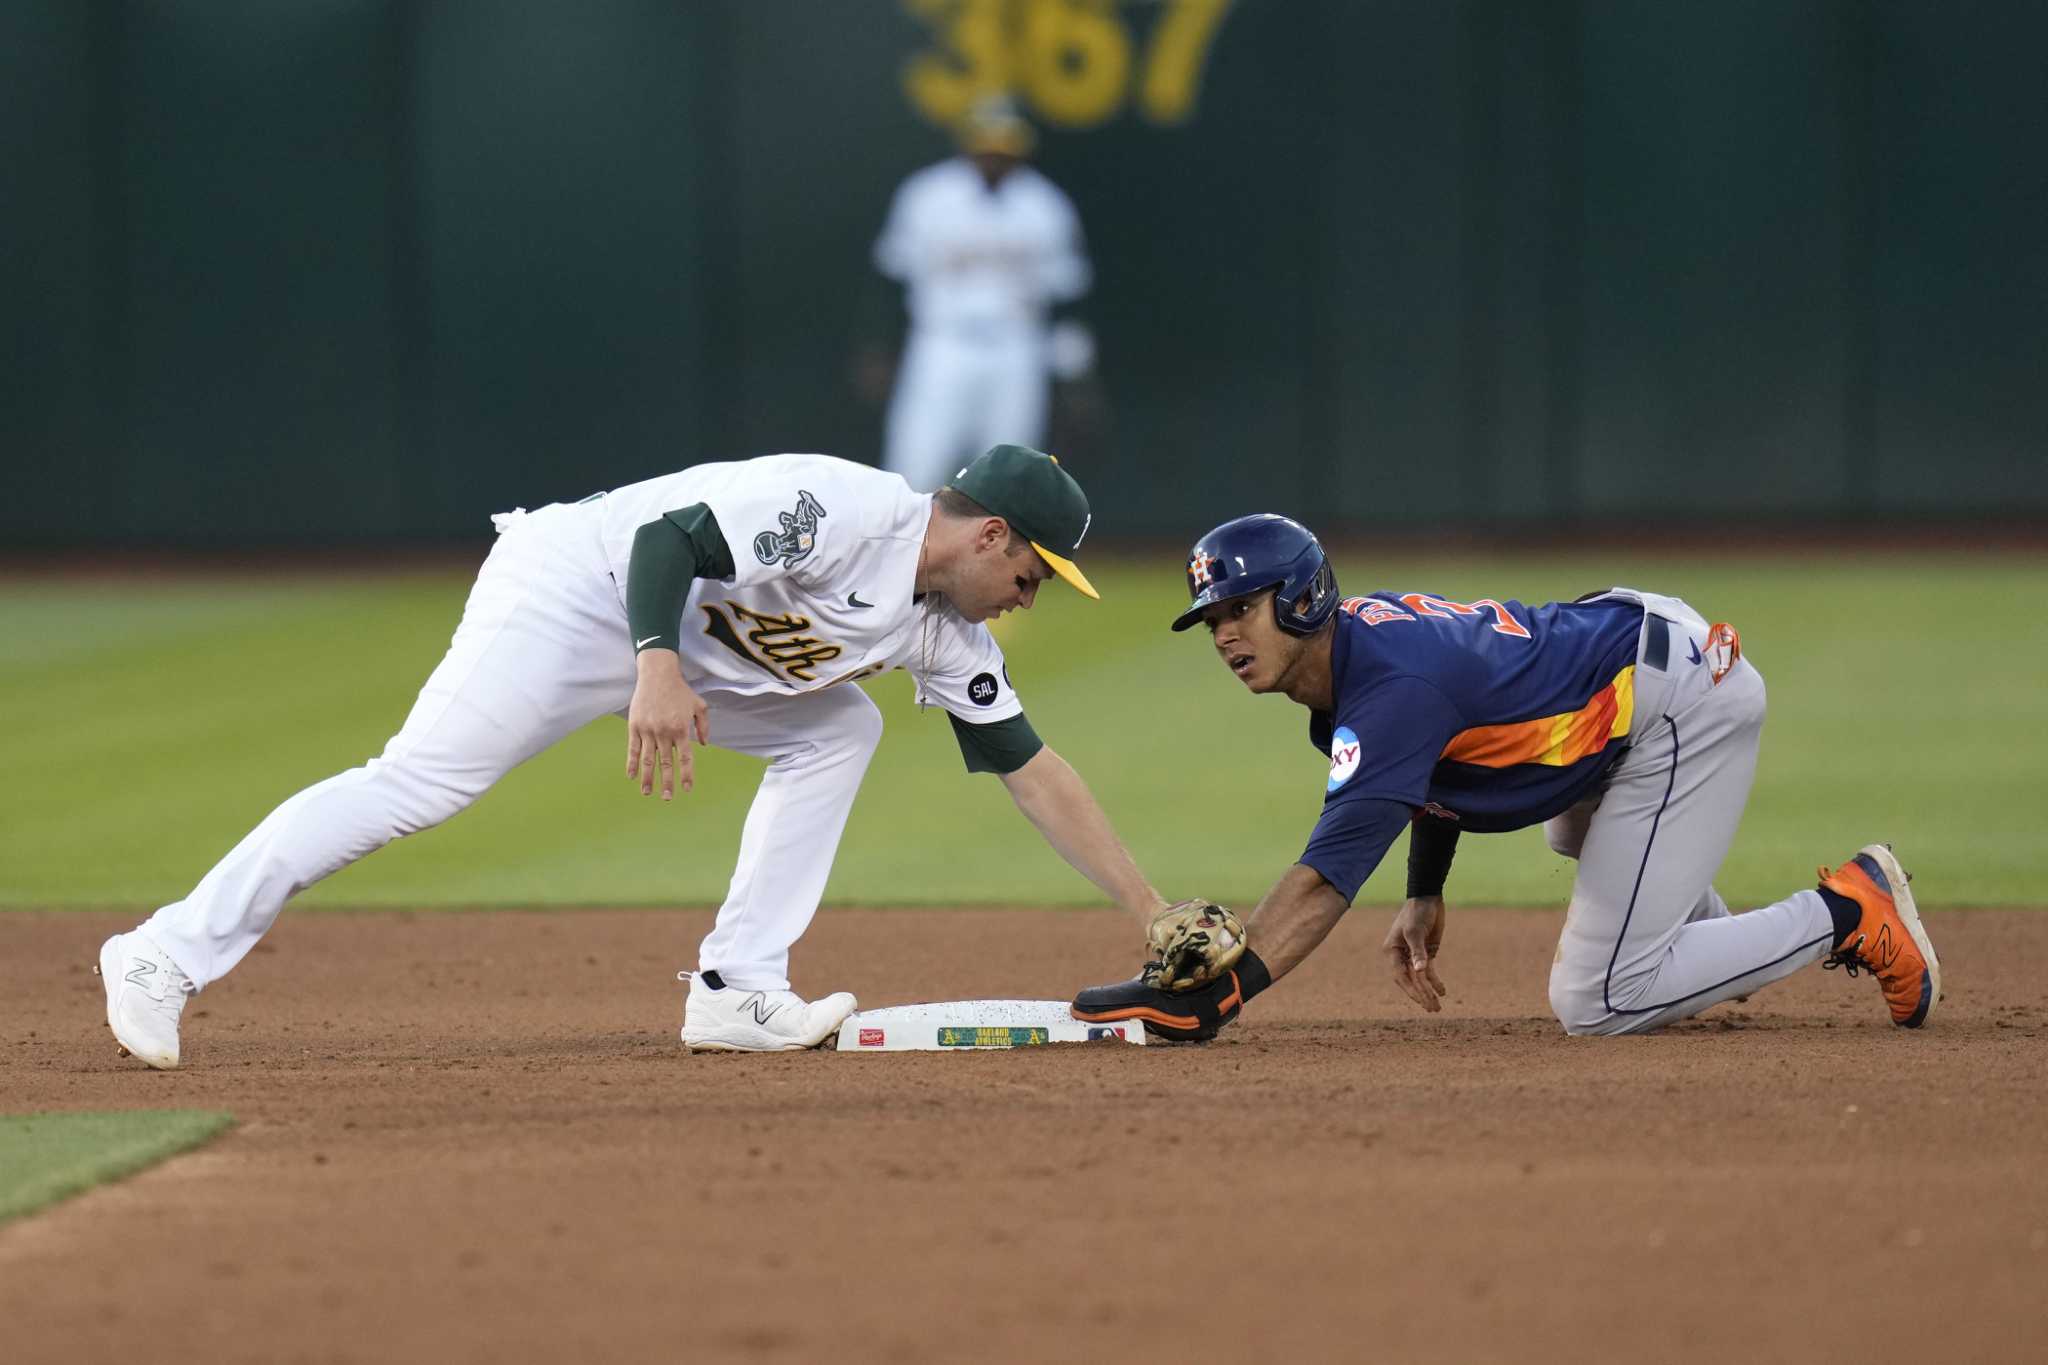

{"left": 1032, "top": 542, "right": 1099, "bottom": 600}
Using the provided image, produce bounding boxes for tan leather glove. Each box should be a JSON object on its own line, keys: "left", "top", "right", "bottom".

{"left": 1144, "top": 899, "right": 1248, "bottom": 992}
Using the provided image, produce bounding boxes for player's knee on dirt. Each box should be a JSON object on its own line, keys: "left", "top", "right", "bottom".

{"left": 1547, "top": 973, "right": 1624, "bottom": 1037}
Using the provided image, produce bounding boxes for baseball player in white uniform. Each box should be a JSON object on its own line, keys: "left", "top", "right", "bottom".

{"left": 97, "top": 445, "right": 1171, "bottom": 1065}
{"left": 874, "top": 97, "right": 1093, "bottom": 491}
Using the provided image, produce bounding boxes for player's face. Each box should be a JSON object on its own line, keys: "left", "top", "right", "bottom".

{"left": 1200, "top": 590, "right": 1305, "bottom": 693}
{"left": 971, "top": 151, "right": 1021, "bottom": 185}
{"left": 959, "top": 532, "right": 1052, "bottom": 623}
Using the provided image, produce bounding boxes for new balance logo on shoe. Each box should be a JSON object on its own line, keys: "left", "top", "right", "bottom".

{"left": 742, "top": 994, "right": 783, "bottom": 1026}
{"left": 124, "top": 960, "right": 156, "bottom": 989}
{"left": 1871, "top": 924, "right": 1898, "bottom": 969}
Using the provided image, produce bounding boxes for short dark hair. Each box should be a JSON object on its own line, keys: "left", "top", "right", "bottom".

{"left": 936, "top": 486, "right": 1028, "bottom": 554}
{"left": 934, "top": 486, "right": 992, "bottom": 521}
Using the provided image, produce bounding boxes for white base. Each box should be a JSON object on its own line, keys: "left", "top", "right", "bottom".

{"left": 835, "top": 999, "right": 1146, "bottom": 1051}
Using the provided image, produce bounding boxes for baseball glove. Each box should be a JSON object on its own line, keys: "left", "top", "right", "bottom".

{"left": 1071, "top": 966, "right": 1250, "bottom": 1043}
{"left": 1145, "top": 899, "right": 1247, "bottom": 993}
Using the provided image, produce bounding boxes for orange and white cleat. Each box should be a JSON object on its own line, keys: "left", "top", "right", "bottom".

{"left": 1819, "top": 843, "right": 1941, "bottom": 1028}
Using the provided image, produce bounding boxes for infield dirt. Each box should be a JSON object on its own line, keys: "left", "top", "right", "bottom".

{"left": 5, "top": 907, "right": 2046, "bottom": 1363}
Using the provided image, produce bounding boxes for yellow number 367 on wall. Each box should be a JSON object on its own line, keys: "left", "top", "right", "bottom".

{"left": 903, "top": 0, "right": 1233, "bottom": 130}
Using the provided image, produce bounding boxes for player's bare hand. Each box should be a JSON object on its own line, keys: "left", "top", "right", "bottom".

{"left": 626, "top": 649, "right": 709, "bottom": 801}
{"left": 1382, "top": 896, "right": 1448, "bottom": 1012}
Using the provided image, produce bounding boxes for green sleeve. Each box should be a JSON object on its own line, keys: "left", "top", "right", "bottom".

{"left": 947, "top": 712, "right": 1045, "bottom": 775}
{"left": 626, "top": 504, "right": 736, "bottom": 654}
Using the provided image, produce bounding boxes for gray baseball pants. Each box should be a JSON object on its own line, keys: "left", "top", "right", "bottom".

{"left": 1545, "top": 590, "right": 1834, "bottom": 1035}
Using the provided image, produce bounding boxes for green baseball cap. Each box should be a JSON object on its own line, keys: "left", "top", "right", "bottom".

{"left": 948, "top": 444, "right": 1099, "bottom": 599}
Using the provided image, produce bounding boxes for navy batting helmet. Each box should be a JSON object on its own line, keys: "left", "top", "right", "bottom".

{"left": 1170, "top": 514, "right": 1338, "bottom": 635}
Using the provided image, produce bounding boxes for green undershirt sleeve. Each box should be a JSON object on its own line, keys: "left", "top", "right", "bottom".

{"left": 948, "top": 711, "right": 1045, "bottom": 775}
{"left": 626, "top": 504, "right": 736, "bottom": 654}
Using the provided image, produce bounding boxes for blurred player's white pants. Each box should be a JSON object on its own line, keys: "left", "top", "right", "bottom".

{"left": 1545, "top": 592, "right": 1834, "bottom": 1035}
{"left": 884, "top": 328, "right": 1049, "bottom": 490}
{"left": 142, "top": 505, "right": 877, "bottom": 996}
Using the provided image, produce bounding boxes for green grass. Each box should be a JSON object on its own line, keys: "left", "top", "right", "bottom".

{"left": 0, "top": 1110, "right": 235, "bottom": 1224}
{"left": 1, "top": 551, "right": 2042, "bottom": 910}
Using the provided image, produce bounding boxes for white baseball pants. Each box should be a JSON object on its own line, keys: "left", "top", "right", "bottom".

{"left": 142, "top": 505, "right": 880, "bottom": 995}
{"left": 1545, "top": 594, "right": 1835, "bottom": 1035}
{"left": 883, "top": 329, "right": 1050, "bottom": 491}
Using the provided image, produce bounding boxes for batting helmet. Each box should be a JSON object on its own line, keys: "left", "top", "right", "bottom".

{"left": 1170, "top": 514, "right": 1339, "bottom": 635}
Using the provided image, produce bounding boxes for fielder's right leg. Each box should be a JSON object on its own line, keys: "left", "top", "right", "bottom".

{"left": 680, "top": 685, "right": 882, "bottom": 1051}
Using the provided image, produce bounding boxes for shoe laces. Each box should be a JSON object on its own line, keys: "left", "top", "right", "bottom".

{"left": 1818, "top": 863, "right": 1869, "bottom": 976}
{"left": 1822, "top": 933, "right": 1868, "bottom": 978}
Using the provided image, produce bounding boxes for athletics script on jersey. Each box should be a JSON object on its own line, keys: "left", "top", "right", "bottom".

{"left": 699, "top": 601, "right": 884, "bottom": 688}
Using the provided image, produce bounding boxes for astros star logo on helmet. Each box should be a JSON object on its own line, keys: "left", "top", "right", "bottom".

{"left": 1188, "top": 549, "right": 1218, "bottom": 587}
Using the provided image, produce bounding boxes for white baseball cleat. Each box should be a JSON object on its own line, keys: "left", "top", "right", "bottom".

{"left": 96, "top": 931, "right": 196, "bottom": 1069}
{"left": 679, "top": 971, "right": 856, "bottom": 1052}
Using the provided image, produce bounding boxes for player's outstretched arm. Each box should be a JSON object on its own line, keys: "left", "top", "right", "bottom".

{"left": 1242, "top": 863, "right": 1352, "bottom": 983}
{"left": 997, "top": 746, "right": 1167, "bottom": 929}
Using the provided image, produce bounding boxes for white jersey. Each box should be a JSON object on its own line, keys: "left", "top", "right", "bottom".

{"left": 872, "top": 158, "right": 1090, "bottom": 338}
{"left": 592, "top": 454, "right": 1022, "bottom": 724}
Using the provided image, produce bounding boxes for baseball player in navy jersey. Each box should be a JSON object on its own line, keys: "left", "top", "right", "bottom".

{"left": 1075, "top": 514, "right": 1941, "bottom": 1040}
{"left": 871, "top": 96, "right": 1093, "bottom": 491}
{"left": 98, "top": 445, "right": 1172, "bottom": 1066}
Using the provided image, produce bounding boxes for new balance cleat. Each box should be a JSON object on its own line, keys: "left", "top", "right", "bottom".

{"left": 96, "top": 931, "right": 196, "bottom": 1068}
{"left": 679, "top": 971, "right": 856, "bottom": 1052}
{"left": 1819, "top": 843, "right": 1941, "bottom": 1028}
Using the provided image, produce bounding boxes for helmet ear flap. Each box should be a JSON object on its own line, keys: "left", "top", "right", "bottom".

{"left": 1274, "top": 554, "right": 1338, "bottom": 636}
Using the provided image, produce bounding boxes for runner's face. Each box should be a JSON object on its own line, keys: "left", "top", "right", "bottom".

{"left": 1201, "top": 590, "right": 1301, "bottom": 693}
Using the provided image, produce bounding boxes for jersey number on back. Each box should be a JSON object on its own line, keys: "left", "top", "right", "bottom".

{"left": 1340, "top": 594, "right": 1531, "bottom": 639}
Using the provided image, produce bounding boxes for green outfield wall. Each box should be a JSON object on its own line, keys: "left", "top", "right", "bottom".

{"left": 4, "top": 0, "right": 2041, "bottom": 544}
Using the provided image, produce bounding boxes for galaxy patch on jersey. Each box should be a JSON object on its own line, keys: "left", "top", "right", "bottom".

{"left": 1327, "top": 725, "right": 1362, "bottom": 791}
{"left": 753, "top": 490, "right": 827, "bottom": 568}
{"left": 968, "top": 671, "right": 999, "bottom": 706}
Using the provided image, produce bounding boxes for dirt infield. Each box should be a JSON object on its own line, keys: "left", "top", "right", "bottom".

{"left": 5, "top": 907, "right": 2045, "bottom": 1364}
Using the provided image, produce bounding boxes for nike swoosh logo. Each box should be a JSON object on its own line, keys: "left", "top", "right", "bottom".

{"left": 847, "top": 592, "right": 875, "bottom": 609}
{"left": 1687, "top": 639, "right": 1704, "bottom": 666}
{"left": 635, "top": 635, "right": 664, "bottom": 650}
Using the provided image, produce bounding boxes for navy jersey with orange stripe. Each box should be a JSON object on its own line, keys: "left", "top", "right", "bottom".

{"left": 1300, "top": 592, "right": 1643, "bottom": 897}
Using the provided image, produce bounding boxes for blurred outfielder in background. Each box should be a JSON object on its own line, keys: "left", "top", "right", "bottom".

{"left": 864, "top": 94, "right": 1096, "bottom": 490}
{"left": 9, "top": 1, "right": 2039, "bottom": 548}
